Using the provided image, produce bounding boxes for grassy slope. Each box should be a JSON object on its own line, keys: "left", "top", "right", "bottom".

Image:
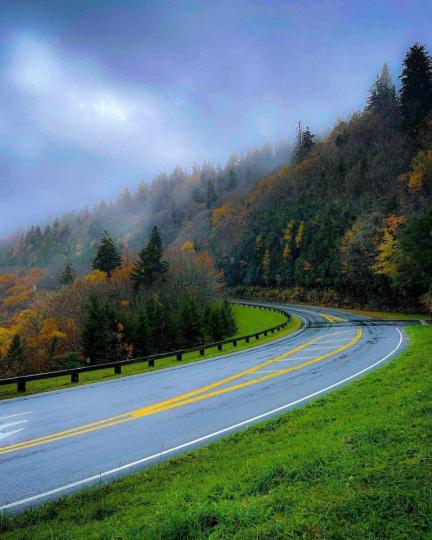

{"left": 1, "top": 325, "right": 431, "bottom": 539}
{"left": 0, "top": 305, "right": 299, "bottom": 401}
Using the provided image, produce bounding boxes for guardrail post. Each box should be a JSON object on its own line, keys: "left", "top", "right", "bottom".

{"left": 255, "top": 333, "right": 259, "bottom": 340}
{"left": 200, "top": 348, "right": 205, "bottom": 356}
{"left": 232, "top": 339, "right": 237, "bottom": 347}
{"left": 148, "top": 358, "right": 154, "bottom": 367}
{"left": 71, "top": 372, "right": 79, "bottom": 383}
{"left": 264, "top": 331, "right": 267, "bottom": 336}
{"left": 245, "top": 336, "right": 250, "bottom": 343}
{"left": 176, "top": 352, "right": 182, "bottom": 361}
{"left": 17, "top": 379, "right": 26, "bottom": 392}
{"left": 217, "top": 343, "right": 222, "bottom": 351}
{"left": 114, "top": 364, "right": 122, "bottom": 375}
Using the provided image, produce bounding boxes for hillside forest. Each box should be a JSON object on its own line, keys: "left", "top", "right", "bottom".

{"left": 0, "top": 42, "right": 431, "bottom": 376}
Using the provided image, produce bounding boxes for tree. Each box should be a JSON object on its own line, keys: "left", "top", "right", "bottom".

{"left": 400, "top": 43, "right": 432, "bottom": 147}
{"left": 179, "top": 296, "right": 204, "bottom": 347}
{"left": 133, "top": 309, "right": 151, "bottom": 357}
{"left": 367, "top": 63, "right": 399, "bottom": 115}
{"left": 59, "top": 262, "right": 75, "bottom": 287}
{"left": 206, "top": 179, "right": 217, "bottom": 209}
{"left": 131, "top": 226, "right": 168, "bottom": 290}
{"left": 6, "top": 334, "right": 25, "bottom": 375}
{"left": 81, "top": 296, "right": 112, "bottom": 364}
{"left": 92, "top": 231, "right": 122, "bottom": 277}
{"left": 293, "top": 123, "right": 315, "bottom": 163}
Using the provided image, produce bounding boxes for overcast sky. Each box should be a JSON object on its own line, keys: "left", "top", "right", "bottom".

{"left": 0, "top": 0, "right": 431, "bottom": 235}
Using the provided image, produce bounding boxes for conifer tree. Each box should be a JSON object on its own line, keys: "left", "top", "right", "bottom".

{"left": 81, "top": 296, "right": 112, "bottom": 364}
{"left": 6, "top": 334, "right": 25, "bottom": 375}
{"left": 59, "top": 262, "right": 75, "bottom": 287}
{"left": 367, "top": 63, "right": 399, "bottom": 114}
{"left": 92, "top": 231, "right": 122, "bottom": 277}
{"left": 133, "top": 308, "right": 151, "bottom": 357}
{"left": 180, "top": 296, "right": 204, "bottom": 347}
{"left": 221, "top": 299, "right": 237, "bottom": 336}
{"left": 206, "top": 179, "right": 217, "bottom": 209}
{"left": 400, "top": 43, "right": 432, "bottom": 147}
{"left": 131, "top": 226, "right": 168, "bottom": 290}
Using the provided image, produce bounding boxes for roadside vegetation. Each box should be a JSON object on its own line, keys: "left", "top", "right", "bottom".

{"left": 1, "top": 325, "right": 430, "bottom": 539}
{"left": 0, "top": 305, "right": 299, "bottom": 400}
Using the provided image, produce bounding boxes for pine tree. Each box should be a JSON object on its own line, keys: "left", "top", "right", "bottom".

{"left": 59, "top": 262, "right": 75, "bottom": 287}
{"left": 206, "top": 179, "right": 217, "bottom": 209}
{"left": 81, "top": 296, "right": 112, "bottom": 364}
{"left": 293, "top": 123, "right": 315, "bottom": 163}
{"left": 92, "top": 231, "right": 122, "bottom": 277}
{"left": 131, "top": 226, "right": 168, "bottom": 290}
{"left": 400, "top": 43, "right": 432, "bottom": 147}
{"left": 221, "top": 299, "right": 237, "bottom": 336}
{"left": 6, "top": 334, "right": 25, "bottom": 375}
{"left": 180, "top": 296, "right": 204, "bottom": 347}
{"left": 133, "top": 309, "right": 151, "bottom": 357}
{"left": 367, "top": 63, "right": 399, "bottom": 114}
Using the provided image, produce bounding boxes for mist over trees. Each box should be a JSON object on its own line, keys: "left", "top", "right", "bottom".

{"left": 0, "top": 42, "right": 432, "bottom": 376}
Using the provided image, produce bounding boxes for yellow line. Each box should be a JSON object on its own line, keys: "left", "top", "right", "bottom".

{"left": 0, "top": 329, "right": 361, "bottom": 455}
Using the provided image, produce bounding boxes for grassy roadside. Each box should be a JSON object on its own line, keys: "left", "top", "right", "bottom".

{"left": 1, "top": 326, "right": 431, "bottom": 538}
{"left": 0, "top": 305, "right": 301, "bottom": 401}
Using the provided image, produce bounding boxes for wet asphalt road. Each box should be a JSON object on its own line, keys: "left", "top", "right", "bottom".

{"left": 0, "top": 303, "right": 405, "bottom": 512}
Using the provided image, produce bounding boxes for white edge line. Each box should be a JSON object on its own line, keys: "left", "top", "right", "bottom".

{"left": 0, "top": 328, "right": 404, "bottom": 512}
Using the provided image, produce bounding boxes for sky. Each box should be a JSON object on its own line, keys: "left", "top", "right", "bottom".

{"left": 0, "top": 0, "right": 431, "bottom": 235}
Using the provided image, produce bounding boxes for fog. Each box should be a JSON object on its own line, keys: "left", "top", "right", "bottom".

{"left": 0, "top": 0, "right": 430, "bottom": 235}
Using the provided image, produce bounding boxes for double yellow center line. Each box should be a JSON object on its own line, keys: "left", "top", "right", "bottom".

{"left": 0, "top": 329, "right": 362, "bottom": 455}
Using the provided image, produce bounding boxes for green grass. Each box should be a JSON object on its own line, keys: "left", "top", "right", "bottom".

{"left": 0, "top": 305, "right": 300, "bottom": 401}
{"left": 1, "top": 325, "right": 431, "bottom": 539}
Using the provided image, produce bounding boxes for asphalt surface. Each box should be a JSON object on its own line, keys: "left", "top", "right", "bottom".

{"left": 0, "top": 303, "right": 406, "bottom": 512}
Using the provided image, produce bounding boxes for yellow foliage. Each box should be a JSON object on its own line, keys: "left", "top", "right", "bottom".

{"left": 373, "top": 230, "right": 398, "bottom": 278}
{"left": 84, "top": 270, "right": 107, "bottom": 283}
{"left": 0, "top": 327, "right": 14, "bottom": 357}
{"left": 0, "top": 273, "right": 17, "bottom": 286}
{"left": 282, "top": 220, "right": 294, "bottom": 261}
{"left": 3, "top": 288, "right": 33, "bottom": 308}
{"left": 212, "top": 202, "right": 230, "bottom": 227}
{"left": 39, "top": 318, "right": 66, "bottom": 342}
{"left": 295, "top": 222, "right": 304, "bottom": 248}
{"left": 181, "top": 240, "right": 194, "bottom": 251}
{"left": 407, "top": 148, "right": 432, "bottom": 192}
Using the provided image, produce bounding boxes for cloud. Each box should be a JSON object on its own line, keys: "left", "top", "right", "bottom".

{"left": 3, "top": 33, "right": 202, "bottom": 168}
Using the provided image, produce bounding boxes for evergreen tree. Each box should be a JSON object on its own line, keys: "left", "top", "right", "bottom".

{"left": 293, "top": 123, "right": 315, "bottom": 163}
{"left": 131, "top": 226, "right": 168, "bottom": 289}
{"left": 92, "top": 231, "right": 122, "bottom": 277}
{"left": 6, "top": 334, "right": 25, "bottom": 375}
{"left": 221, "top": 299, "right": 237, "bottom": 336}
{"left": 180, "top": 296, "right": 204, "bottom": 347}
{"left": 81, "top": 296, "right": 112, "bottom": 364}
{"left": 206, "top": 179, "right": 217, "bottom": 209}
{"left": 133, "top": 308, "right": 151, "bottom": 357}
{"left": 400, "top": 43, "right": 432, "bottom": 147}
{"left": 367, "top": 63, "right": 399, "bottom": 114}
{"left": 59, "top": 262, "right": 75, "bottom": 287}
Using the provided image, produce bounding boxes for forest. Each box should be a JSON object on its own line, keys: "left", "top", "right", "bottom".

{"left": 0, "top": 42, "right": 431, "bottom": 376}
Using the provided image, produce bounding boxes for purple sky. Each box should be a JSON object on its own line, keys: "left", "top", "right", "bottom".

{"left": 0, "top": 0, "right": 431, "bottom": 235}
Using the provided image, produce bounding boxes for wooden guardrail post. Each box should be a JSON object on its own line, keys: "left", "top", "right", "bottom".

{"left": 176, "top": 352, "right": 182, "bottom": 361}
{"left": 217, "top": 343, "right": 222, "bottom": 351}
{"left": 200, "top": 348, "right": 205, "bottom": 356}
{"left": 114, "top": 364, "right": 122, "bottom": 374}
{"left": 232, "top": 339, "right": 237, "bottom": 347}
{"left": 71, "top": 372, "right": 79, "bottom": 383}
{"left": 17, "top": 379, "right": 26, "bottom": 392}
{"left": 148, "top": 357, "right": 154, "bottom": 367}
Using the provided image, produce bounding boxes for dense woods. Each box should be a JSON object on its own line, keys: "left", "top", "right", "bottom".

{"left": 1, "top": 42, "right": 432, "bottom": 376}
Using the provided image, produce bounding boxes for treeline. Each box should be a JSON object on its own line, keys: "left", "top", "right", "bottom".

{"left": 0, "top": 140, "right": 291, "bottom": 269}
{"left": 210, "top": 44, "right": 432, "bottom": 310}
{"left": 0, "top": 228, "right": 237, "bottom": 377}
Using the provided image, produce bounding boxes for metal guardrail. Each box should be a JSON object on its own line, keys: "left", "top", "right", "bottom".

{"left": 0, "top": 302, "right": 291, "bottom": 393}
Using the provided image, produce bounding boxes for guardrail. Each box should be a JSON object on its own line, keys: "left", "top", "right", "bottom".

{"left": 0, "top": 301, "right": 291, "bottom": 393}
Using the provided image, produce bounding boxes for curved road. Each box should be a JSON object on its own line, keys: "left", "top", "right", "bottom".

{"left": 0, "top": 303, "right": 406, "bottom": 512}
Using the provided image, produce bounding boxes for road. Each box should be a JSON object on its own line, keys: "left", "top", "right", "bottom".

{"left": 0, "top": 303, "right": 405, "bottom": 512}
